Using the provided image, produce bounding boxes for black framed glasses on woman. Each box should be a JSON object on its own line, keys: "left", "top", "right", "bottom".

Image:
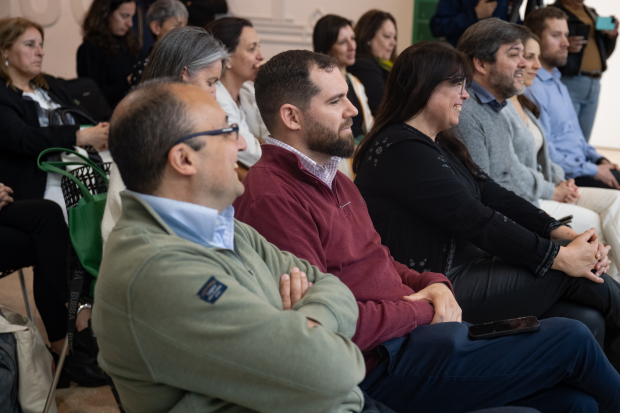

{"left": 173, "top": 123, "right": 240, "bottom": 147}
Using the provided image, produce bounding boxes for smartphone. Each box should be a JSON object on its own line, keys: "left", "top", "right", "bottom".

{"left": 558, "top": 215, "right": 573, "bottom": 224}
{"left": 468, "top": 316, "right": 540, "bottom": 340}
{"left": 596, "top": 16, "right": 616, "bottom": 31}
{"left": 570, "top": 24, "right": 590, "bottom": 40}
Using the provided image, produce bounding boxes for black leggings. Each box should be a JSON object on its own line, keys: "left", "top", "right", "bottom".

{"left": 448, "top": 253, "right": 620, "bottom": 373}
{"left": 0, "top": 200, "right": 69, "bottom": 342}
{"left": 575, "top": 169, "right": 620, "bottom": 189}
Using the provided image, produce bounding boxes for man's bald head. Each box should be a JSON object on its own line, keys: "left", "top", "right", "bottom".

{"left": 109, "top": 79, "right": 207, "bottom": 194}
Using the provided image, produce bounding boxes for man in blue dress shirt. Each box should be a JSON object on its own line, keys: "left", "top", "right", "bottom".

{"left": 524, "top": 6, "right": 620, "bottom": 189}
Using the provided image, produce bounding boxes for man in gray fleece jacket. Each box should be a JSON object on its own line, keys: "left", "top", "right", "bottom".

{"left": 93, "top": 79, "right": 370, "bottom": 413}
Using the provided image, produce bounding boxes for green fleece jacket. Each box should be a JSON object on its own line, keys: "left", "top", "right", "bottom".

{"left": 93, "top": 193, "right": 365, "bottom": 413}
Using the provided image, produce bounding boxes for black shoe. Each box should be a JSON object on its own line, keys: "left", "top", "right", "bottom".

{"left": 48, "top": 346, "right": 107, "bottom": 388}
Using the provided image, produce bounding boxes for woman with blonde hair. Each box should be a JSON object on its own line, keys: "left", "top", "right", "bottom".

{"left": 0, "top": 16, "right": 108, "bottom": 387}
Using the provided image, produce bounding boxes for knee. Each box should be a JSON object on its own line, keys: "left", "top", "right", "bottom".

{"left": 539, "top": 318, "right": 596, "bottom": 347}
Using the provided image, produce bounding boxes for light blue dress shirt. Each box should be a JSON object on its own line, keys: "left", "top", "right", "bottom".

{"left": 128, "top": 190, "right": 235, "bottom": 250}
{"left": 524, "top": 68, "right": 602, "bottom": 179}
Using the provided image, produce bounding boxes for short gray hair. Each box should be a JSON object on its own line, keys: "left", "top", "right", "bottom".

{"left": 146, "top": 0, "right": 188, "bottom": 27}
{"left": 141, "top": 26, "right": 228, "bottom": 81}
{"left": 457, "top": 18, "right": 530, "bottom": 64}
{"left": 110, "top": 78, "right": 199, "bottom": 194}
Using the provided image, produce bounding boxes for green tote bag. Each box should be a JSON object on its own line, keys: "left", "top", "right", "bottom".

{"left": 37, "top": 148, "right": 109, "bottom": 289}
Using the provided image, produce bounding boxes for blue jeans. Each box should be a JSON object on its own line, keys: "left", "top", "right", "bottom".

{"left": 560, "top": 75, "right": 601, "bottom": 142}
{"left": 360, "top": 319, "right": 620, "bottom": 413}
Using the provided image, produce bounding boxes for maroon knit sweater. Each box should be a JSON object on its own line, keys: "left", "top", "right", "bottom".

{"left": 233, "top": 145, "right": 453, "bottom": 371}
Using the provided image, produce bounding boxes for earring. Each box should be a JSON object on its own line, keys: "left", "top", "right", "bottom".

{"left": 227, "top": 65, "right": 231, "bottom": 69}
{"left": 4, "top": 60, "right": 7, "bottom": 67}
{"left": 367, "top": 41, "right": 371, "bottom": 45}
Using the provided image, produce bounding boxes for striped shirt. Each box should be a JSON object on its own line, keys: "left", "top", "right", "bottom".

{"left": 265, "top": 137, "right": 341, "bottom": 189}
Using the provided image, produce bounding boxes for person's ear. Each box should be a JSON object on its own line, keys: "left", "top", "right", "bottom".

{"left": 167, "top": 144, "right": 198, "bottom": 177}
{"left": 279, "top": 104, "right": 302, "bottom": 132}
{"left": 180, "top": 66, "right": 190, "bottom": 82}
{"left": 149, "top": 21, "right": 161, "bottom": 37}
{"left": 472, "top": 57, "right": 489, "bottom": 76}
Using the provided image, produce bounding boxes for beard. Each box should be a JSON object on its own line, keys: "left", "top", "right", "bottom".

{"left": 489, "top": 65, "right": 525, "bottom": 100}
{"left": 305, "top": 116, "right": 355, "bottom": 159}
{"left": 541, "top": 49, "right": 568, "bottom": 70}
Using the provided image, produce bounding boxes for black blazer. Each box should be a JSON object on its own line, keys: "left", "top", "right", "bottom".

{"left": 354, "top": 123, "right": 562, "bottom": 276}
{"left": 347, "top": 56, "right": 389, "bottom": 116}
{"left": 552, "top": 0, "right": 617, "bottom": 75}
{"left": 0, "top": 75, "right": 82, "bottom": 201}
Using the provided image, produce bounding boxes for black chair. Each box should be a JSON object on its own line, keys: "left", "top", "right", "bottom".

{"left": 43, "top": 162, "right": 125, "bottom": 413}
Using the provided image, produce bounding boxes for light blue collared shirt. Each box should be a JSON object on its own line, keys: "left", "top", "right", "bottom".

{"left": 128, "top": 190, "right": 235, "bottom": 250}
{"left": 469, "top": 81, "right": 508, "bottom": 113}
{"left": 524, "top": 68, "right": 602, "bottom": 179}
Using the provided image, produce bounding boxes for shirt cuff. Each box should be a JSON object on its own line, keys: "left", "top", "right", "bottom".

{"left": 583, "top": 162, "right": 599, "bottom": 178}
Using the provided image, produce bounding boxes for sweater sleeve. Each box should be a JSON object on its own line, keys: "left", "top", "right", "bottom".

{"left": 371, "top": 138, "right": 559, "bottom": 276}
{"left": 391, "top": 256, "right": 454, "bottom": 295}
{"left": 235, "top": 193, "right": 438, "bottom": 353}
{"left": 0, "top": 100, "right": 77, "bottom": 158}
{"left": 131, "top": 250, "right": 365, "bottom": 413}
{"left": 429, "top": 0, "right": 479, "bottom": 39}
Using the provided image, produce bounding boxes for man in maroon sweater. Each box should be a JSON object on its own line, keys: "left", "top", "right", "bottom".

{"left": 233, "top": 50, "right": 620, "bottom": 412}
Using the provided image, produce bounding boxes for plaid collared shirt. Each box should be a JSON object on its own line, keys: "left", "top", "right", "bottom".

{"left": 265, "top": 137, "right": 341, "bottom": 190}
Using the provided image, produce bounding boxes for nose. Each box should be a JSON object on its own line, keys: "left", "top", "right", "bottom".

{"left": 462, "top": 88, "right": 470, "bottom": 100}
{"left": 37, "top": 45, "right": 44, "bottom": 57}
{"left": 256, "top": 47, "right": 264, "bottom": 62}
{"left": 344, "top": 96, "right": 358, "bottom": 118}
{"left": 561, "top": 35, "right": 570, "bottom": 48}
{"left": 127, "top": 19, "right": 133, "bottom": 28}
{"left": 237, "top": 133, "right": 248, "bottom": 152}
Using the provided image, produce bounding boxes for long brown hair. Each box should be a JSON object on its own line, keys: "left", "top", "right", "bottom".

{"left": 353, "top": 42, "right": 484, "bottom": 181}
{"left": 82, "top": 0, "right": 139, "bottom": 58}
{"left": 354, "top": 10, "right": 397, "bottom": 62}
{"left": 0, "top": 17, "right": 48, "bottom": 89}
{"left": 518, "top": 32, "right": 541, "bottom": 119}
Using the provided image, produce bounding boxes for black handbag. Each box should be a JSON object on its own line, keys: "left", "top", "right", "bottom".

{"left": 47, "top": 107, "right": 104, "bottom": 164}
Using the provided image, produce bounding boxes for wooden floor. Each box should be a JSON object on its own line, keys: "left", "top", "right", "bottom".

{"left": 2, "top": 147, "right": 619, "bottom": 412}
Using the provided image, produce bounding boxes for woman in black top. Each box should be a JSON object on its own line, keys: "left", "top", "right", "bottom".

{"left": 0, "top": 17, "right": 108, "bottom": 386}
{"left": 353, "top": 42, "right": 620, "bottom": 371}
{"left": 78, "top": 0, "right": 141, "bottom": 108}
{"left": 347, "top": 10, "right": 397, "bottom": 115}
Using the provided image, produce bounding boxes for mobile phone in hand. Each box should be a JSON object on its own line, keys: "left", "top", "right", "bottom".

{"left": 596, "top": 16, "right": 616, "bottom": 31}
{"left": 468, "top": 316, "right": 540, "bottom": 340}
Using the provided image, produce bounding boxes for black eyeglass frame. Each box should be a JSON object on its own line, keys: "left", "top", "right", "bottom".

{"left": 173, "top": 124, "right": 240, "bottom": 147}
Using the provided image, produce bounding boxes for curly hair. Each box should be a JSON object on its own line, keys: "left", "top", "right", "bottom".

{"left": 82, "top": 0, "right": 139, "bottom": 58}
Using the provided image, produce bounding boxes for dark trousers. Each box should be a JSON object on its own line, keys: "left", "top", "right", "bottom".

{"left": 447, "top": 254, "right": 620, "bottom": 372}
{"left": 361, "top": 392, "right": 538, "bottom": 413}
{"left": 0, "top": 200, "right": 69, "bottom": 341}
{"left": 574, "top": 169, "right": 620, "bottom": 189}
{"left": 361, "top": 319, "right": 620, "bottom": 413}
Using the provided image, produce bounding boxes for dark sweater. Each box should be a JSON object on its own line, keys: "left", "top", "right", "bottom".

{"left": 551, "top": 0, "right": 617, "bottom": 76}
{"left": 0, "top": 75, "right": 82, "bottom": 200}
{"left": 77, "top": 39, "right": 138, "bottom": 108}
{"left": 347, "top": 57, "right": 389, "bottom": 116}
{"left": 233, "top": 144, "right": 452, "bottom": 371}
{"left": 354, "top": 123, "right": 562, "bottom": 277}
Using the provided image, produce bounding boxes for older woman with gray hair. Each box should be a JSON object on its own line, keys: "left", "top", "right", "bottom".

{"left": 129, "top": 0, "right": 188, "bottom": 86}
{"left": 102, "top": 26, "right": 230, "bottom": 244}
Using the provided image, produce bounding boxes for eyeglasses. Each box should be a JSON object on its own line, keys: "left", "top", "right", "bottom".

{"left": 173, "top": 124, "right": 240, "bottom": 147}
